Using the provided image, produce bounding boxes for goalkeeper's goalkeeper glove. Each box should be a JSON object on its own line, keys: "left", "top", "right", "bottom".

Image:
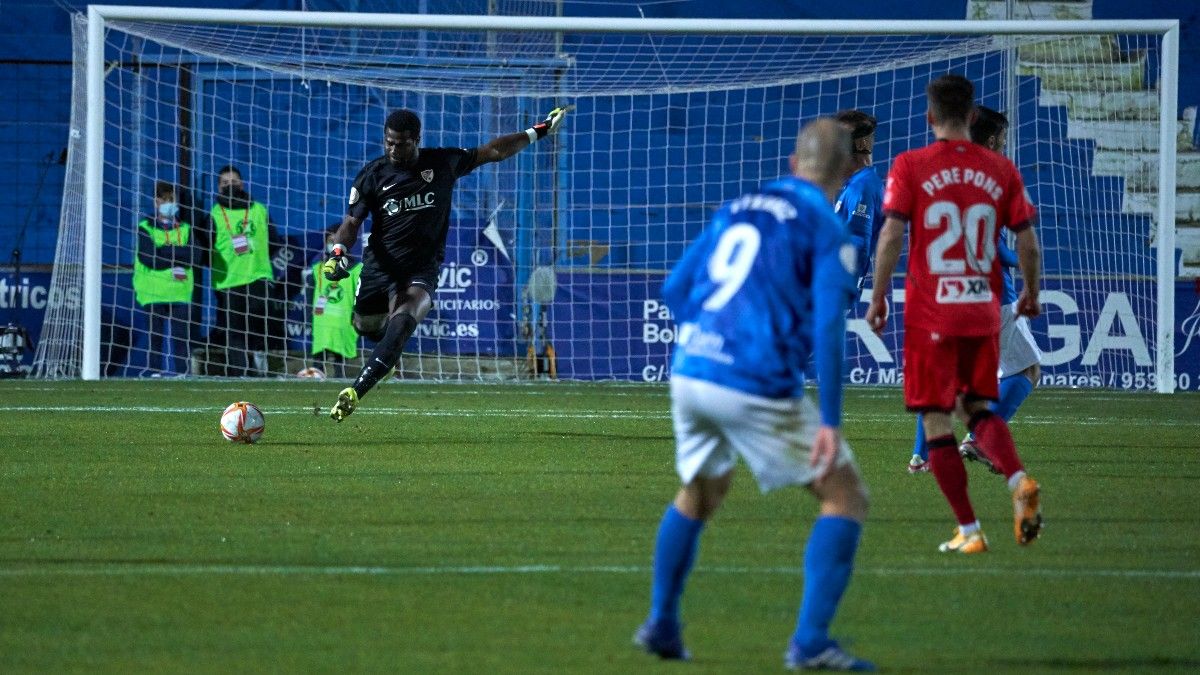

{"left": 321, "top": 243, "right": 351, "bottom": 281}
{"left": 525, "top": 106, "right": 569, "bottom": 143}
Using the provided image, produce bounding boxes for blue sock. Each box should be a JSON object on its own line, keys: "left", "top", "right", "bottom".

{"left": 913, "top": 414, "right": 928, "bottom": 461}
{"left": 649, "top": 504, "right": 705, "bottom": 626}
{"left": 992, "top": 374, "right": 1033, "bottom": 422}
{"left": 792, "top": 516, "right": 863, "bottom": 655}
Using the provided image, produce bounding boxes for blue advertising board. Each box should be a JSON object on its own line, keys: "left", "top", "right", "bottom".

{"left": 5, "top": 267, "right": 1200, "bottom": 389}
{"left": 406, "top": 220, "right": 519, "bottom": 356}
{"left": 545, "top": 271, "right": 1200, "bottom": 392}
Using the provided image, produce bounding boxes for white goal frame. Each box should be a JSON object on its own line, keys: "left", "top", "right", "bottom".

{"left": 78, "top": 6, "right": 1180, "bottom": 391}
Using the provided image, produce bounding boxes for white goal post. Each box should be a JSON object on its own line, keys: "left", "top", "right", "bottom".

{"left": 48, "top": 7, "right": 1178, "bottom": 391}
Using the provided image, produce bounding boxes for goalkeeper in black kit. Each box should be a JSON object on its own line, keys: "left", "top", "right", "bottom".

{"left": 324, "top": 106, "right": 569, "bottom": 421}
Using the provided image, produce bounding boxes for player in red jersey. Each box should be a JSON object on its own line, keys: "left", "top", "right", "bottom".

{"left": 866, "top": 75, "right": 1043, "bottom": 553}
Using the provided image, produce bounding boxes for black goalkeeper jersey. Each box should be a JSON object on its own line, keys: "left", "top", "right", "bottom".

{"left": 347, "top": 147, "right": 479, "bottom": 271}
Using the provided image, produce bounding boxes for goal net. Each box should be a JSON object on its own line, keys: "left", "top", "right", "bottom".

{"left": 37, "top": 9, "right": 1179, "bottom": 391}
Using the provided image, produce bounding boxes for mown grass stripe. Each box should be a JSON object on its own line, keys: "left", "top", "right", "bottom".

{"left": 1, "top": 562, "right": 1196, "bottom": 580}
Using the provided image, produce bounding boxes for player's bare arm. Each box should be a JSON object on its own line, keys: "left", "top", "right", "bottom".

{"left": 1014, "top": 227, "right": 1042, "bottom": 318}
{"left": 473, "top": 131, "right": 537, "bottom": 166}
{"left": 866, "top": 215, "right": 905, "bottom": 334}
{"left": 472, "top": 106, "right": 570, "bottom": 167}
{"left": 330, "top": 213, "right": 362, "bottom": 250}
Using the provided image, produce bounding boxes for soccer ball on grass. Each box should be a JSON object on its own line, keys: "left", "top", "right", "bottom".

{"left": 220, "top": 401, "right": 265, "bottom": 444}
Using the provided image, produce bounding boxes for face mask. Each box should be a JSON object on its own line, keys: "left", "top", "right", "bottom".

{"left": 158, "top": 202, "right": 179, "bottom": 220}
{"left": 218, "top": 186, "right": 250, "bottom": 208}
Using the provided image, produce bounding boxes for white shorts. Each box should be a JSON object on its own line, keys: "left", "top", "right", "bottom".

{"left": 998, "top": 302, "right": 1041, "bottom": 380}
{"left": 670, "top": 375, "right": 854, "bottom": 492}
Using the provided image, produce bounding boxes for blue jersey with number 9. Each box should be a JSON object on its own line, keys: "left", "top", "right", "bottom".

{"left": 663, "top": 175, "right": 857, "bottom": 426}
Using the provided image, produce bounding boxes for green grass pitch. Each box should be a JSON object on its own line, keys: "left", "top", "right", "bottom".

{"left": 1, "top": 381, "right": 1198, "bottom": 673}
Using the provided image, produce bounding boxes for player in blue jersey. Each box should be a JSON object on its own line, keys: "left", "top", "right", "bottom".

{"left": 957, "top": 106, "right": 1042, "bottom": 471}
{"left": 633, "top": 119, "right": 875, "bottom": 672}
{"left": 834, "top": 110, "right": 884, "bottom": 286}
{"left": 906, "top": 106, "right": 1041, "bottom": 475}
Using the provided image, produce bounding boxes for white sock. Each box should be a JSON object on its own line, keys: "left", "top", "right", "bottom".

{"left": 1007, "top": 470, "right": 1027, "bottom": 492}
{"left": 960, "top": 521, "right": 981, "bottom": 535}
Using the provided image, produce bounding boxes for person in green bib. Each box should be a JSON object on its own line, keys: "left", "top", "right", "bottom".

{"left": 133, "top": 181, "right": 198, "bottom": 376}
{"left": 310, "top": 225, "right": 363, "bottom": 379}
{"left": 208, "top": 165, "right": 276, "bottom": 377}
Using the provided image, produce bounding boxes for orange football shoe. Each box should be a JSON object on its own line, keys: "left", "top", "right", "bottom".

{"left": 938, "top": 527, "right": 989, "bottom": 554}
{"left": 1013, "top": 476, "right": 1043, "bottom": 545}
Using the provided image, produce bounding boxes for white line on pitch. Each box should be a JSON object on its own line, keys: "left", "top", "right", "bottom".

{"left": 0, "top": 381, "right": 1185, "bottom": 401}
{"left": 0, "top": 405, "right": 671, "bottom": 420}
{"left": 0, "top": 405, "right": 1194, "bottom": 426}
{"left": 0, "top": 562, "right": 1196, "bottom": 580}
{"left": 1, "top": 384, "right": 1179, "bottom": 402}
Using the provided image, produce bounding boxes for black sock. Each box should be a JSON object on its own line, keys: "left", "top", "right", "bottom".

{"left": 352, "top": 313, "right": 418, "bottom": 398}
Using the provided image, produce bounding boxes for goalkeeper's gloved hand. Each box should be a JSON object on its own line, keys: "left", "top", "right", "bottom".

{"left": 322, "top": 243, "right": 351, "bottom": 281}
{"left": 526, "top": 106, "right": 569, "bottom": 143}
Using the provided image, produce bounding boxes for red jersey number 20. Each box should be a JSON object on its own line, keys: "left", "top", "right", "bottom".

{"left": 925, "top": 200, "right": 997, "bottom": 275}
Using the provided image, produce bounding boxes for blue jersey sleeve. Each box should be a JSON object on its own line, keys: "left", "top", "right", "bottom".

{"left": 996, "top": 239, "right": 1019, "bottom": 305}
{"left": 864, "top": 179, "right": 884, "bottom": 275}
{"left": 835, "top": 180, "right": 868, "bottom": 278}
{"left": 997, "top": 240, "right": 1018, "bottom": 268}
{"left": 811, "top": 217, "right": 857, "bottom": 427}
{"left": 835, "top": 168, "right": 884, "bottom": 282}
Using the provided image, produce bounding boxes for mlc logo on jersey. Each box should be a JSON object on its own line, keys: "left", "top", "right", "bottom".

{"left": 382, "top": 192, "right": 437, "bottom": 215}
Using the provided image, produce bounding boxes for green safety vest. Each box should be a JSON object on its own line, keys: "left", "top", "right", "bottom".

{"left": 311, "top": 261, "right": 362, "bottom": 358}
{"left": 133, "top": 219, "right": 194, "bottom": 306}
{"left": 210, "top": 201, "right": 275, "bottom": 290}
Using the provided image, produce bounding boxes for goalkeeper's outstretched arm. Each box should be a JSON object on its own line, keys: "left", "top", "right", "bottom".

{"left": 473, "top": 106, "right": 570, "bottom": 166}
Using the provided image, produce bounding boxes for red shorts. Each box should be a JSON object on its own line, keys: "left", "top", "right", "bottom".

{"left": 903, "top": 327, "right": 1000, "bottom": 413}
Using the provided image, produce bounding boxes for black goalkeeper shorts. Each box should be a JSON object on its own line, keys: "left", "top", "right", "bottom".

{"left": 353, "top": 247, "right": 440, "bottom": 316}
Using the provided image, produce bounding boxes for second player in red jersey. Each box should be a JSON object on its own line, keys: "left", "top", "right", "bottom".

{"left": 867, "top": 74, "right": 1044, "bottom": 554}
